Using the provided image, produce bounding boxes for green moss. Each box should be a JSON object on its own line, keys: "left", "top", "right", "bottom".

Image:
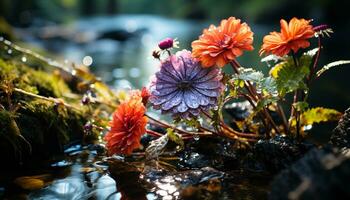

{"left": 0, "top": 58, "right": 89, "bottom": 165}
{"left": 0, "top": 58, "right": 71, "bottom": 98}
{"left": 17, "top": 99, "right": 86, "bottom": 154}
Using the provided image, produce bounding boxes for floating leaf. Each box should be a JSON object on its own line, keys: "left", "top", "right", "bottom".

{"left": 145, "top": 134, "right": 168, "bottom": 161}
{"left": 316, "top": 60, "right": 350, "bottom": 77}
{"left": 301, "top": 107, "right": 342, "bottom": 126}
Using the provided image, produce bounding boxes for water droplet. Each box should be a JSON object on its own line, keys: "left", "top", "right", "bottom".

{"left": 82, "top": 56, "right": 93, "bottom": 66}
{"left": 71, "top": 69, "right": 77, "bottom": 76}
{"left": 193, "top": 134, "right": 200, "bottom": 141}
{"left": 21, "top": 56, "right": 27, "bottom": 62}
{"left": 7, "top": 49, "right": 12, "bottom": 54}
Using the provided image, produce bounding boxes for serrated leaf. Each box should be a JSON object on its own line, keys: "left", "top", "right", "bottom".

{"left": 256, "top": 96, "right": 279, "bottom": 111}
{"left": 275, "top": 59, "right": 310, "bottom": 96}
{"left": 301, "top": 107, "right": 342, "bottom": 126}
{"left": 269, "top": 62, "right": 285, "bottom": 78}
{"left": 145, "top": 134, "right": 168, "bottom": 160}
{"left": 166, "top": 128, "right": 184, "bottom": 148}
{"left": 316, "top": 60, "right": 350, "bottom": 77}
{"left": 258, "top": 77, "right": 278, "bottom": 95}
{"left": 232, "top": 68, "right": 278, "bottom": 96}
{"left": 234, "top": 68, "right": 264, "bottom": 82}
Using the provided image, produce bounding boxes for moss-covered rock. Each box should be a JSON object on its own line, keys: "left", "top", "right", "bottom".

{"left": 0, "top": 58, "right": 88, "bottom": 168}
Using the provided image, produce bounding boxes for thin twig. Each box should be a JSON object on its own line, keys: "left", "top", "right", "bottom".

{"left": 13, "top": 88, "right": 82, "bottom": 111}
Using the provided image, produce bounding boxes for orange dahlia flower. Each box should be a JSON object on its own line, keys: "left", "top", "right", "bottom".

{"left": 104, "top": 98, "right": 147, "bottom": 155}
{"left": 260, "top": 18, "right": 315, "bottom": 57}
{"left": 192, "top": 17, "right": 254, "bottom": 67}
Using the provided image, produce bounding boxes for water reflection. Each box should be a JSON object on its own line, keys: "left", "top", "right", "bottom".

{"left": 19, "top": 15, "right": 208, "bottom": 90}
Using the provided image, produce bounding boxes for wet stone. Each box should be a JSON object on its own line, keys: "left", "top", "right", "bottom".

{"left": 269, "top": 147, "right": 350, "bottom": 200}
{"left": 331, "top": 107, "right": 350, "bottom": 149}
{"left": 249, "top": 135, "right": 314, "bottom": 172}
{"left": 178, "top": 137, "right": 239, "bottom": 170}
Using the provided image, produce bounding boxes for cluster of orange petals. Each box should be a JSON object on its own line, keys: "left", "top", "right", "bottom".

{"left": 191, "top": 17, "right": 254, "bottom": 67}
{"left": 260, "top": 18, "right": 315, "bottom": 57}
{"left": 104, "top": 96, "right": 147, "bottom": 155}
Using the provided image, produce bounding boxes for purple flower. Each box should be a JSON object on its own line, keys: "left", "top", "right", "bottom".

{"left": 158, "top": 38, "right": 174, "bottom": 50}
{"left": 149, "top": 50, "right": 224, "bottom": 118}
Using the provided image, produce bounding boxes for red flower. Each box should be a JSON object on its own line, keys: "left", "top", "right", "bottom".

{"left": 130, "top": 87, "right": 150, "bottom": 106}
{"left": 260, "top": 18, "right": 315, "bottom": 57}
{"left": 192, "top": 17, "right": 254, "bottom": 67}
{"left": 158, "top": 38, "right": 174, "bottom": 50}
{"left": 104, "top": 98, "right": 148, "bottom": 155}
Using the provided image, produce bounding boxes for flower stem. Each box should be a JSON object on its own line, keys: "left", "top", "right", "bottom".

{"left": 145, "top": 113, "right": 211, "bottom": 137}
{"left": 146, "top": 129, "right": 164, "bottom": 137}
{"left": 13, "top": 88, "right": 82, "bottom": 111}
{"left": 230, "top": 60, "right": 281, "bottom": 136}
{"left": 290, "top": 52, "right": 301, "bottom": 139}
{"left": 307, "top": 37, "right": 322, "bottom": 85}
{"left": 200, "top": 109, "right": 260, "bottom": 139}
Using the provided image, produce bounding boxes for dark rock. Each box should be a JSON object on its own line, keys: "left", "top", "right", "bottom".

{"left": 250, "top": 135, "right": 314, "bottom": 172}
{"left": 97, "top": 28, "right": 147, "bottom": 42}
{"left": 269, "top": 147, "right": 350, "bottom": 200}
{"left": 331, "top": 107, "right": 350, "bottom": 148}
{"left": 108, "top": 158, "right": 149, "bottom": 200}
{"left": 178, "top": 137, "right": 239, "bottom": 170}
{"left": 224, "top": 101, "right": 252, "bottom": 121}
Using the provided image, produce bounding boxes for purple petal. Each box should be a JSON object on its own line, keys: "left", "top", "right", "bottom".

{"left": 194, "top": 81, "right": 222, "bottom": 89}
{"left": 155, "top": 87, "right": 178, "bottom": 96}
{"left": 183, "top": 90, "right": 200, "bottom": 109}
{"left": 196, "top": 88, "right": 221, "bottom": 97}
{"left": 156, "top": 71, "right": 178, "bottom": 84}
{"left": 176, "top": 101, "right": 189, "bottom": 113}
{"left": 161, "top": 91, "right": 182, "bottom": 110}
{"left": 190, "top": 67, "right": 209, "bottom": 80}
{"left": 194, "top": 68, "right": 222, "bottom": 83}
{"left": 161, "top": 60, "right": 182, "bottom": 80}
{"left": 163, "top": 57, "right": 184, "bottom": 80}
{"left": 189, "top": 109, "right": 200, "bottom": 116}
{"left": 149, "top": 91, "right": 178, "bottom": 105}
{"left": 189, "top": 88, "right": 210, "bottom": 106}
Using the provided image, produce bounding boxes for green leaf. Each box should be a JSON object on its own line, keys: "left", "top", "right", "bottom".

{"left": 166, "top": 128, "right": 184, "bottom": 148}
{"left": 316, "top": 60, "right": 350, "bottom": 77}
{"left": 256, "top": 96, "right": 279, "bottom": 111}
{"left": 293, "top": 101, "right": 309, "bottom": 112}
{"left": 301, "top": 107, "right": 342, "bottom": 126}
{"left": 233, "top": 68, "right": 264, "bottom": 83}
{"left": 275, "top": 58, "right": 310, "bottom": 96}
{"left": 232, "top": 68, "right": 278, "bottom": 96}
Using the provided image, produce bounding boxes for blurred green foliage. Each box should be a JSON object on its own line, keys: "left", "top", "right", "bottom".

{"left": 1, "top": 0, "right": 349, "bottom": 25}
